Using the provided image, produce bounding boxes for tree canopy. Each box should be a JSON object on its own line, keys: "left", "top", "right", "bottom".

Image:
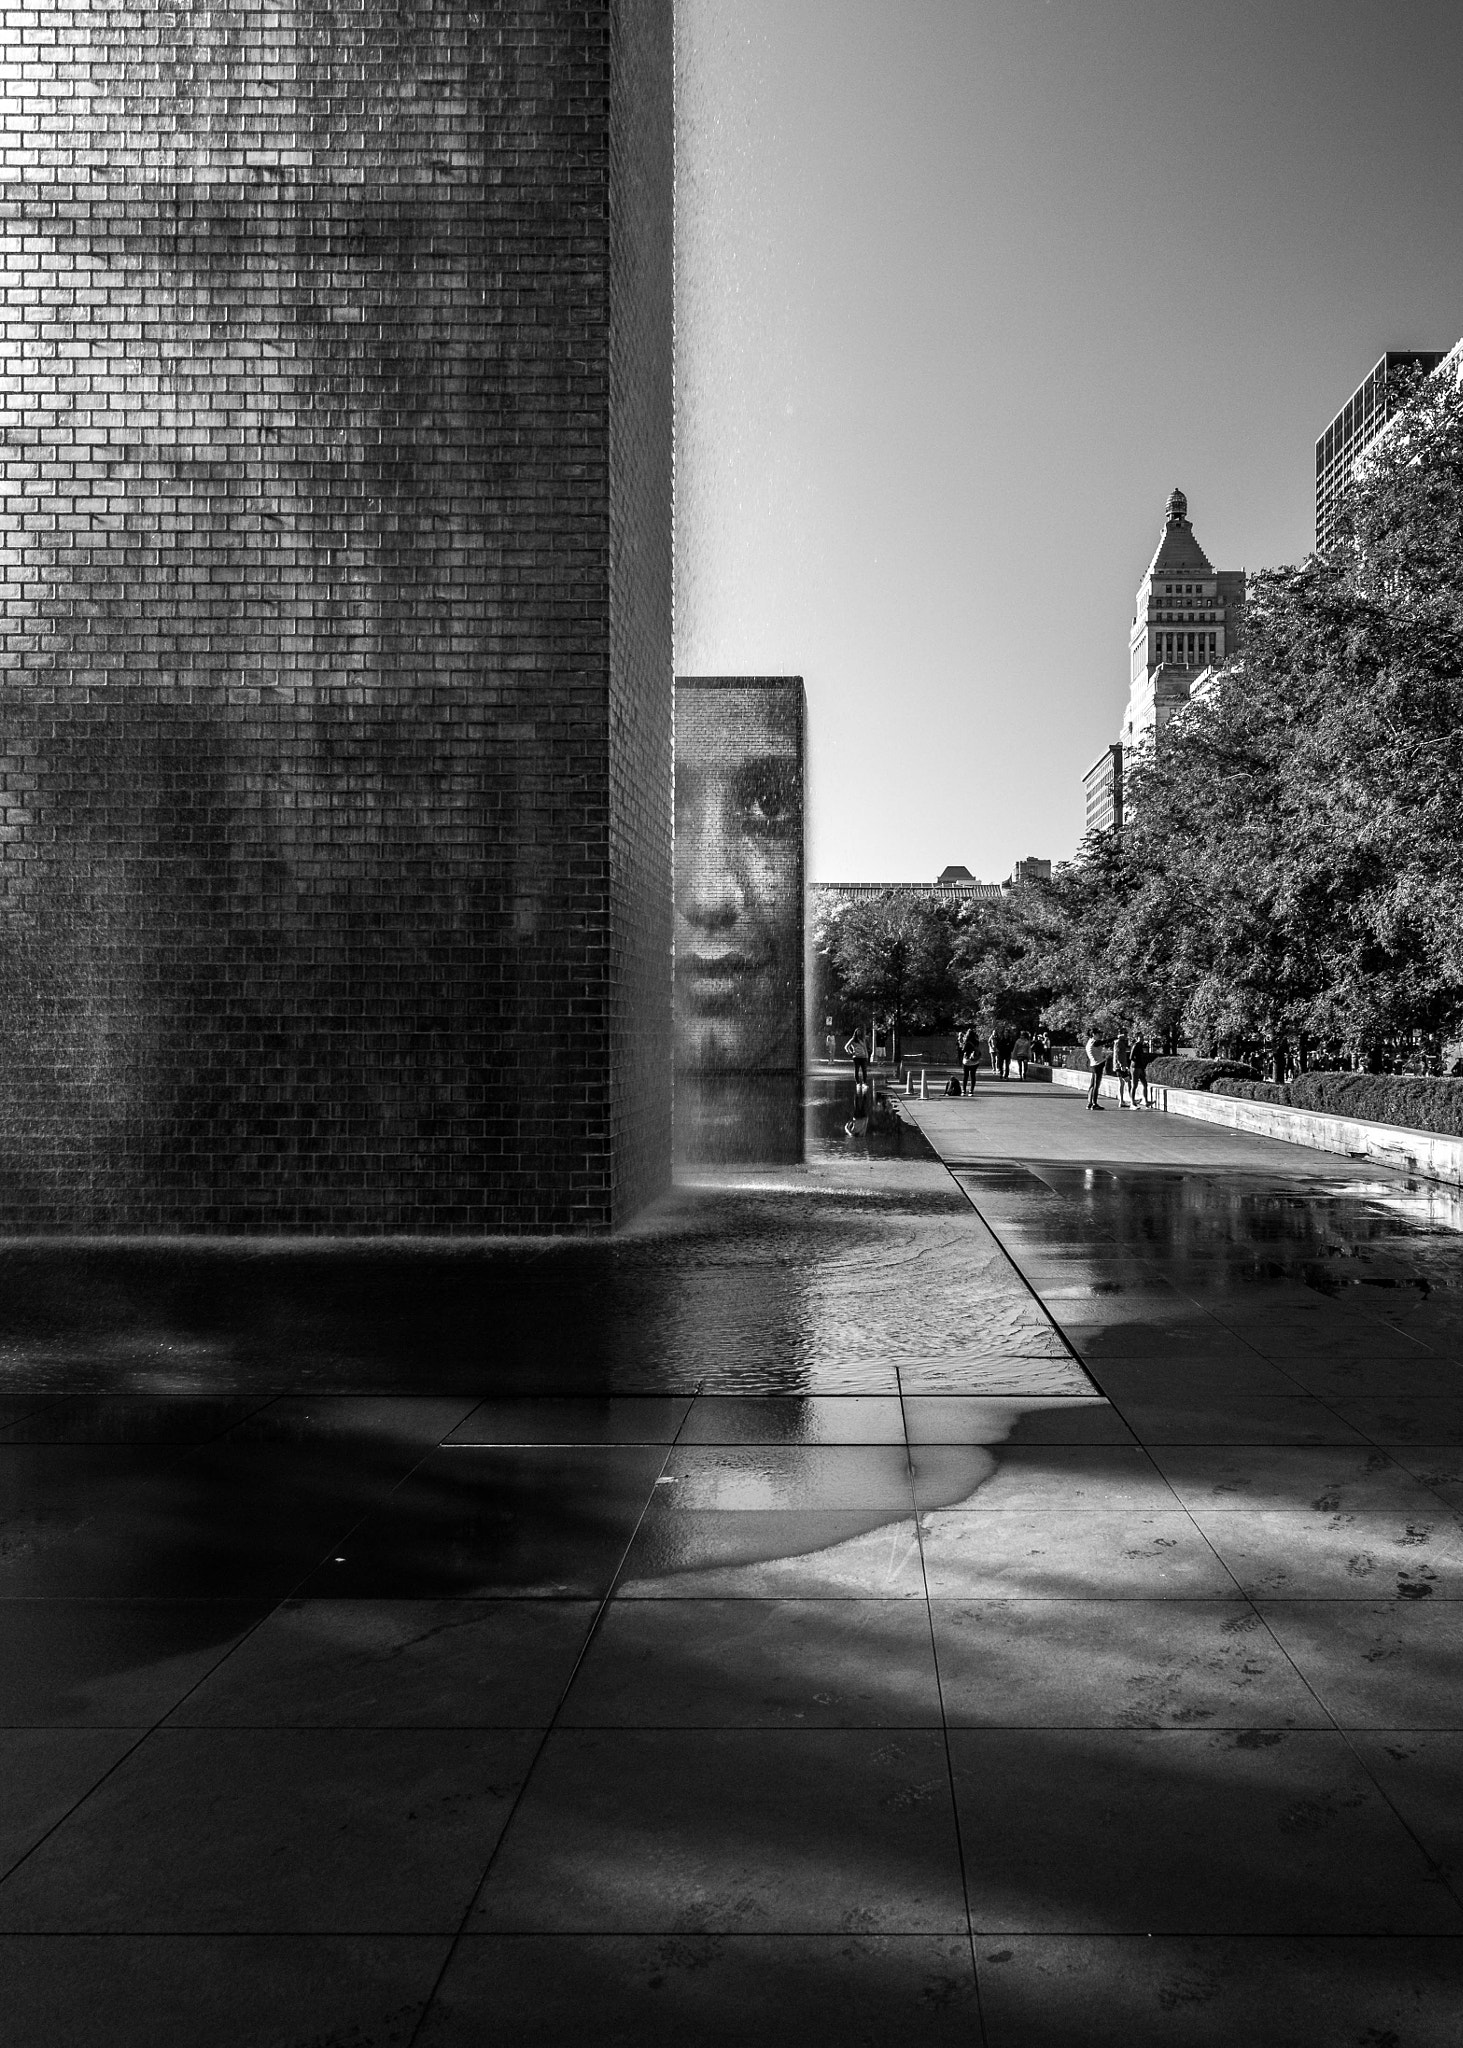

{"left": 988, "top": 361, "right": 1463, "bottom": 1061}
{"left": 813, "top": 892, "right": 962, "bottom": 1054}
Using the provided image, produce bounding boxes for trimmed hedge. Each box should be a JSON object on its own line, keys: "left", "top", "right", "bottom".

{"left": 1145, "top": 1056, "right": 1260, "bottom": 1091}
{"left": 1287, "top": 1071, "right": 1463, "bottom": 1137}
{"left": 1210, "top": 1078, "right": 1292, "bottom": 1104}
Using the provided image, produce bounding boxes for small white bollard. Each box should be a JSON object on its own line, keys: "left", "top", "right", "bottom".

{"left": 920, "top": 1069, "right": 928, "bottom": 1100}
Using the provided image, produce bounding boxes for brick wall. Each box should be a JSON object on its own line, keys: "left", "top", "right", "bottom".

{"left": 607, "top": 0, "right": 676, "bottom": 1226}
{"left": 0, "top": 0, "right": 674, "bottom": 1232}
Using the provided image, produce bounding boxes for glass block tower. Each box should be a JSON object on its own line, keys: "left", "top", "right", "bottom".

{"left": 1316, "top": 352, "right": 1446, "bottom": 553}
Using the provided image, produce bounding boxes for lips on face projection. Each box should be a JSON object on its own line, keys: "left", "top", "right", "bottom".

{"left": 675, "top": 686, "right": 802, "bottom": 1075}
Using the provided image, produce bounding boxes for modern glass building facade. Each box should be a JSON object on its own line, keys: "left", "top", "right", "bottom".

{"left": 1315, "top": 351, "right": 1445, "bottom": 553}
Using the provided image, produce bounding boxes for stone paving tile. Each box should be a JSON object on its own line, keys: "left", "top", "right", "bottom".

{"left": 898, "top": 1352, "right": 1093, "bottom": 1394}
{"left": 1052, "top": 1324, "right": 1266, "bottom": 1366}
{"left": 418, "top": 1934, "right": 981, "bottom": 2046}
{"left": 698, "top": 1360, "right": 904, "bottom": 1395}
{"left": 0, "top": 1395, "right": 64, "bottom": 1427}
{"left": 918, "top": 1511, "right": 1238, "bottom": 1600}
{"left": 661, "top": 1445, "right": 917, "bottom": 1512}
{"left": 296, "top": 1445, "right": 666, "bottom": 1599}
{"left": 902, "top": 1396, "right": 1134, "bottom": 1445}
{"left": 0, "top": 1727, "right": 541, "bottom": 1932}
{"left": 1148, "top": 1445, "right": 1444, "bottom": 1514}
{"left": 943, "top": 1445, "right": 1178, "bottom": 1512}
{"left": 975, "top": 1935, "right": 1463, "bottom": 2047}
{"left": 0, "top": 1447, "right": 202, "bottom": 1598}
{"left": 560, "top": 1599, "right": 942, "bottom": 1727}
{"left": 0, "top": 1439, "right": 423, "bottom": 1601}
{"left": 443, "top": 1398, "right": 692, "bottom": 1445}
{"left": 1273, "top": 1356, "right": 1463, "bottom": 1399}
{"left": 0, "top": 1729, "right": 142, "bottom": 1878}
{"left": 1188, "top": 1509, "right": 1463, "bottom": 1600}
{"left": 471, "top": 1729, "right": 967, "bottom": 1934}
{"left": 0, "top": 1935, "right": 452, "bottom": 2048}
{"left": 1256, "top": 1601, "right": 1463, "bottom": 1728}
{"left": 616, "top": 1507, "right": 929, "bottom": 1598}
{"left": 224, "top": 1395, "right": 480, "bottom": 1447}
{"left": 930, "top": 1600, "right": 1327, "bottom": 1730}
{"left": 1388, "top": 1445, "right": 1463, "bottom": 1507}
{"left": 1111, "top": 1395, "right": 1368, "bottom": 1445}
{"left": 1048, "top": 1290, "right": 1233, "bottom": 1327}
{"left": 1084, "top": 1358, "right": 1313, "bottom": 1400}
{"left": 168, "top": 1600, "right": 598, "bottom": 1728}
{"left": 1210, "top": 1317, "right": 1430, "bottom": 1364}
{"left": 1335, "top": 1398, "right": 1463, "bottom": 1444}
{"left": 995, "top": 1259, "right": 1167, "bottom": 1294}
{"left": 677, "top": 1396, "right": 906, "bottom": 1445}
{"left": 0, "top": 1397, "right": 267, "bottom": 1444}
{"left": 0, "top": 1602, "right": 266, "bottom": 1728}
{"left": 950, "top": 1728, "right": 1463, "bottom": 1934}
{"left": 1347, "top": 1733, "right": 1463, "bottom": 1889}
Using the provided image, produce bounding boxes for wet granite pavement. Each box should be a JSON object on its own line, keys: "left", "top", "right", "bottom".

{"left": 3, "top": 1078, "right": 1463, "bottom": 2042}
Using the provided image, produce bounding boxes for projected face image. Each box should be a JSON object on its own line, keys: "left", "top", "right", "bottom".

{"left": 675, "top": 684, "right": 803, "bottom": 1075}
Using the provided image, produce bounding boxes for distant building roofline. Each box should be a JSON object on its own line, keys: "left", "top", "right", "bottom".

{"left": 811, "top": 879, "right": 1003, "bottom": 901}
{"left": 1083, "top": 741, "right": 1122, "bottom": 782}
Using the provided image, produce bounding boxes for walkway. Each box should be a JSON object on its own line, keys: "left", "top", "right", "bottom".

{"left": 907, "top": 1071, "right": 1388, "bottom": 1169}
{"left": 1, "top": 1080, "right": 1460, "bottom": 2043}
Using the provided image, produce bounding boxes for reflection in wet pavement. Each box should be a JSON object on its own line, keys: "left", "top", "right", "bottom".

{"left": 4, "top": 1077, "right": 1463, "bottom": 2040}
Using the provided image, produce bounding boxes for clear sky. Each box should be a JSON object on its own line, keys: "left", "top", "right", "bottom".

{"left": 673, "top": 0, "right": 1463, "bottom": 884}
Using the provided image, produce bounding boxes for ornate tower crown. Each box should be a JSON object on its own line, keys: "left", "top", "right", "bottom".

{"left": 1166, "top": 487, "right": 1187, "bottom": 524}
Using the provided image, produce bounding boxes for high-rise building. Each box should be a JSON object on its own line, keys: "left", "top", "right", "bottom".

{"left": 1120, "top": 489, "right": 1245, "bottom": 757}
{"left": 1316, "top": 351, "right": 1446, "bottom": 553}
{"left": 1007, "top": 857, "right": 1052, "bottom": 889}
{"left": 1083, "top": 745, "right": 1123, "bottom": 836}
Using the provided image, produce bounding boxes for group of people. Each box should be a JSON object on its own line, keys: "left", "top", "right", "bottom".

{"left": 1083, "top": 1028, "right": 1152, "bottom": 1111}
{"left": 955, "top": 1024, "right": 1044, "bottom": 1090}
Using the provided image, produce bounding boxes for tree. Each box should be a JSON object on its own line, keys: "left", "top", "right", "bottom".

{"left": 818, "top": 892, "right": 961, "bottom": 1061}
{"left": 1035, "top": 360, "right": 1463, "bottom": 1066}
{"left": 952, "top": 888, "right": 1055, "bottom": 1037}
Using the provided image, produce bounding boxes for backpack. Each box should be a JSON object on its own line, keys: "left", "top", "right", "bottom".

{"left": 944, "top": 1076, "right": 963, "bottom": 1097}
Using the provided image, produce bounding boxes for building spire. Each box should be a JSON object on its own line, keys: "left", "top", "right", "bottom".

{"left": 1167, "top": 486, "right": 1187, "bottom": 525}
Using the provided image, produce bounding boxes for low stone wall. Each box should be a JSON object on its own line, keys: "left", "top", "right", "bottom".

{"left": 1049, "top": 1065, "right": 1463, "bottom": 1188}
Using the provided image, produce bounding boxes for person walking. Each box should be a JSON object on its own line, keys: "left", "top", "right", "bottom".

{"left": 1131, "top": 1033, "right": 1152, "bottom": 1108}
{"left": 1012, "top": 1030, "right": 1032, "bottom": 1080}
{"left": 1084, "top": 1027, "right": 1109, "bottom": 1110}
{"left": 1112, "top": 1027, "right": 1133, "bottom": 1108}
{"left": 987, "top": 1028, "right": 1001, "bottom": 1082}
{"left": 845, "top": 1030, "right": 870, "bottom": 1095}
